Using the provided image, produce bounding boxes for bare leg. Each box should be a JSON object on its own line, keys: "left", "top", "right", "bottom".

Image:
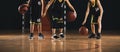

{"left": 29, "top": 23, "right": 35, "bottom": 39}
{"left": 52, "top": 28, "right": 56, "bottom": 35}
{"left": 88, "top": 23, "right": 96, "bottom": 38}
{"left": 96, "top": 20, "right": 102, "bottom": 39}
{"left": 30, "top": 23, "right": 35, "bottom": 33}
{"left": 37, "top": 23, "right": 42, "bottom": 34}
{"left": 37, "top": 23, "right": 44, "bottom": 39}
{"left": 98, "top": 21, "right": 102, "bottom": 33}
{"left": 59, "top": 28, "right": 63, "bottom": 33}
{"left": 59, "top": 28, "right": 64, "bottom": 38}
{"left": 51, "top": 28, "right": 59, "bottom": 39}
{"left": 91, "top": 23, "right": 96, "bottom": 34}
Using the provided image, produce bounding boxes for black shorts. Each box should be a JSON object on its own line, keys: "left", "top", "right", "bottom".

{"left": 30, "top": 5, "right": 41, "bottom": 23}
{"left": 91, "top": 15, "right": 98, "bottom": 24}
{"left": 50, "top": 16, "right": 64, "bottom": 28}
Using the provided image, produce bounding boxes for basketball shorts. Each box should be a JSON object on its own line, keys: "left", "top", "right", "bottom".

{"left": 51, "top": 16, "right": 64, "bottom": 28}
{"left": 30, "top": 5, "right": 41, "bottom": 24}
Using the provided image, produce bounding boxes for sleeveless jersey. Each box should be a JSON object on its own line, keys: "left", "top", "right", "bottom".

{"left": 49, "top": 0, "right": 64, "bottom": 17}
{"left": 89, "top": 0, "right": 100, "bottom": 17}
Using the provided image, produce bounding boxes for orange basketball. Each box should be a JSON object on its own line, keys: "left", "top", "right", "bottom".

{"left": 66, "top": 11, "right": 76, "bottom": 22}
{"left": 79, "top": 26, "right": 88, "bottom": 35}
{"left": 18, "top": 4, "right": 29, "bottom": 14}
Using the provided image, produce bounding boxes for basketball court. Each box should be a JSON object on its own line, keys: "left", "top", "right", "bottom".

{"left": 0, "top": 30, "right": 120, "bottom": 52}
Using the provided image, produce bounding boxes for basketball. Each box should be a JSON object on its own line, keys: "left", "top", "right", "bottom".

{"left": 18, "top": 4, "right": 29, "bottom": 14}
{"left": 79, "top": 26, "right": 88, "bottom": 35}
{"left": 66, "top": 11, "right": 76, "bottom": 22}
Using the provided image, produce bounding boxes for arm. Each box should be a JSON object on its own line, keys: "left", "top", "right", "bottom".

{"left": 43, "top": 0, "right": 54, "bottom": 17}
{"left": 97, "top": 0, "right": 104, "bottom": 20}
{"left": 41, "top": 0, "right": 44, "bottom": 17}
{"left": 82, "top": 2, "right": 90, "bottom": 25}
{"left": 65, "top": 0, "right": 77, "bottom": 17}
{"left": 19, "top": 0, "right": 30, "bottom": 8}
{"left": 26, "top": 0, "right": 30, "bottom": 4}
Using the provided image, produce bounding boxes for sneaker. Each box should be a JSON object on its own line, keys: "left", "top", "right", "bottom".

{"left": 96, "top": 33, "right": 101, "bottom": 39}
{"left": 59, "top": 33, "right": 64, "bottom": 39}
{"left": 29, "top": 33, "right": 34, "bottom": 40}
{"left": 51, "top": 34, "right": 59, "bottom": 40}
{"left": 38, "top": 33, "right": 44, "bottom": 40}
{"left": 88, "top": 33, "right": 96, "bottom": 38}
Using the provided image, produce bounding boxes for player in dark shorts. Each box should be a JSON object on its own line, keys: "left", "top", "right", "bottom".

{"left": 82, "top": 0, "right": 103, "bottom": 39}
{"left": 43, "top": 0, "right": 77, "bottom": 39}
{"left": 26, "top": 0, "right": 44, "bottom": 40}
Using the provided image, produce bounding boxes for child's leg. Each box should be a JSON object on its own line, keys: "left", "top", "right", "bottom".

{"left": 96, "top": 20, "right": 102, "bottom": 39}
{"left": 37, "top": 23, "right": 42, "bottom": 34}
{"left": 91, "top": 24, "right": 96, "bottom": 34}
{"left": 52, "top": 28, "right": 56, "bottom": 35}
{"left": 88, "top": 23, "right": 96, "bottom": 38}
{"left": 37, "top": 23, "right": 44, "bottom": 39}
{"left": 59, "top": 28, "right": 63, "bottom": 33}
{"left": 98, "top": 20, "right": 102, "bottom": 33}
{"left": 30, "top": 23, "right": 35, "bottom": 33}
{"left": 59, "top": 28, "right": 64, "bottom": 38}
{"left": 29, "top": 23, "right": 35, "bottom": 39}
{"left": 51, "top": 28, "right": 59, "bottom": 39}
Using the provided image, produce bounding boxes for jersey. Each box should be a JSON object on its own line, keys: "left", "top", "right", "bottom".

{"left": 49, "top": 0, "right": 64, "bottom": 17}
{"left": 47, "top": 0, "right": 65, "bottom": 28}
{"left": 89, "top": 0, "right": 100, "bottom": 23}
{"left": 89, "top": 0, "right": 100, "bottom": 17}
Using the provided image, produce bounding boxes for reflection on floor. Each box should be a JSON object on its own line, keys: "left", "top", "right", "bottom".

{"left": 0, "top": 31, "right": 120, "bottom": 52}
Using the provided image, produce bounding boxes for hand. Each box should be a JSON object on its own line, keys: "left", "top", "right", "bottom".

{"left": 41, "top": 13, "right": 45, "bottom": 18}
{"left": 42, "top": 13, "right": 46, "bottom": 17}
{"left": 23, "top": 4, "right": 29, "bottom": 7}
{"left": 26, "top": 4, "right": 29, "bottom": 6}
{"left": 82, "top": 19, "right": 87, "bottom": 25}
{"left": 74, "top": 11, "right": 77, "bottom": 18}
{"left": 41, "top": 13, "right": 44, "bottom": 17}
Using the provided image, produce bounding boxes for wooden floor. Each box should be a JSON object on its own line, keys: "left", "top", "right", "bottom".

{"left": 0, "top": 30, "right": 120, "bottom": 52}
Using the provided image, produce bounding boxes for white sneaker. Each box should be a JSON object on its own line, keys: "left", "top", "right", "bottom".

{"left": 51, "top": 34, "right": 59, "bottom": 40}
{"left": 59, "top": 33, "right": 64, "bottom": 39}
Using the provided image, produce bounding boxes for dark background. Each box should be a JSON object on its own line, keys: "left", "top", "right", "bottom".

{"left": 0, "top": 0, "right": 120, "bottom": 31}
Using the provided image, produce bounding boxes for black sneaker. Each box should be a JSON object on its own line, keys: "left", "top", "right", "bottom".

{"left": 29, "top": 33, "right": 34, "bottom": 40}
{"left": 88, "top": 33, "right": 96, "bottom": 38}
{"left": 59, "top": 33, "right": 64, "bottom": 39}
{"left": 96, "top": 33, "right": 101, "bottom": 39}
{"left": 51, "top": 34, "right": 59, "bottom": 40}
{"left": 38, "top": 33, "right": 44, "bottom": 40}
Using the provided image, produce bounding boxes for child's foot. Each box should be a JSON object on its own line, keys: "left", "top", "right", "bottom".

{"left": 59, "top": 33, "right": 64, "bottom": 39}
{"left": 88, "top": 33, "right": 96, "bottom": 38}
{"left": 38, "top": 33, "right": 44, "bottom": 40}
{"left": 96, "top": 33, "right": 101, "bottom": 39}
{"left": 51, "top": 34, "right": 59, "bottom": 40}
{"left": 29, "top": 33, "right": 34, "bottom": 40}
